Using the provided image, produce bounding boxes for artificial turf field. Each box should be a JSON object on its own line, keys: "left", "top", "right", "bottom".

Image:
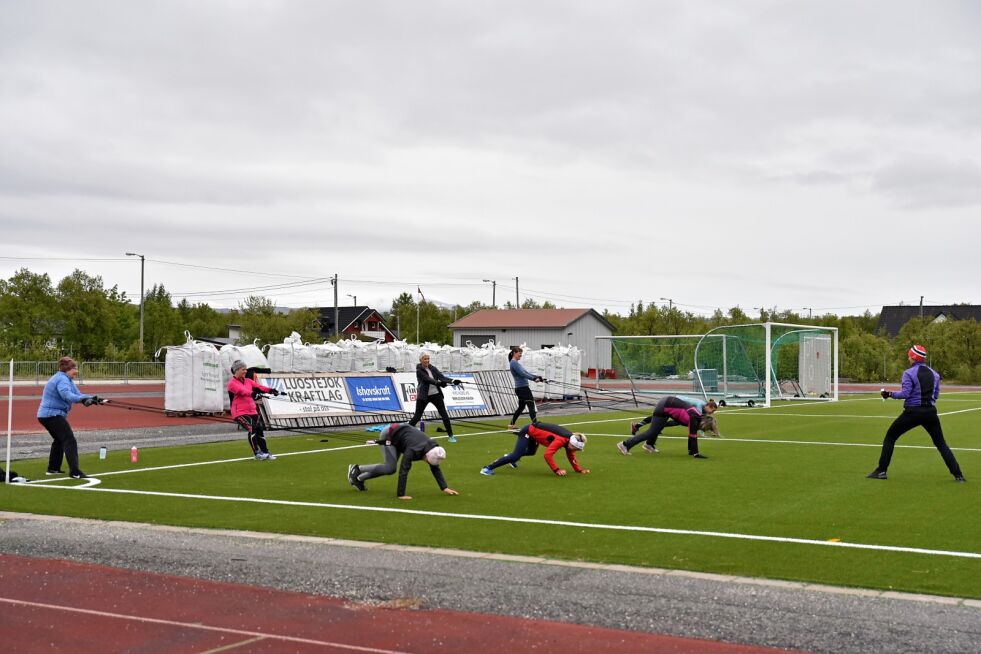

{"left": 4, "top": 393, "right": 979, "bottom": 599}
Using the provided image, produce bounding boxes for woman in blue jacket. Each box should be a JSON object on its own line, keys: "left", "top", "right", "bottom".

{"left": 508, "top": 347, "right": 544, "bottom": 430}
{"left": 36, "top": 357, "right": 100, "bottom": 479}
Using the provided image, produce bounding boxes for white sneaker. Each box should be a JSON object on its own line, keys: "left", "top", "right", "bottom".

{"left": 616, "top": 442, "right": 630, "bottom": 456}
{"left": 265, "top": 453, "right": 277, "bottom": 460}
{"left": 255, "top": 452, "right": 269, "bottom": 460}
{"left": 642, "top": 444, "right": 659, "bottom": 454}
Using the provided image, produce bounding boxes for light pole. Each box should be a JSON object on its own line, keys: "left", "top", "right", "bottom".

{"left": 513, "top": 276, "right": 519, "bottom": 308}
{"left": 754, "top": 307, "right": 765, "bottom": 321}
{"left": 482, "top": 279, "right": 497, "bottom": 308}
{"left": 346, "top": 294, "right": 357, "bottom": 306}
{"left": 125, "top": 252, "right": 145, "bottom": 353}
{"left": 660, "top": 297, "right": 674, "bottom": 311}
{"left": 803, "top": 307, "right": 813, "bottom": 319}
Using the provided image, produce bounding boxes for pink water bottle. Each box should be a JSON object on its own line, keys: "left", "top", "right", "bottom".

{"left": 130, "top": 446, "right": 138, "bottom": 463}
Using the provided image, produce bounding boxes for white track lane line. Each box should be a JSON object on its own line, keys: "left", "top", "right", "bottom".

{"left": 0, "top": 597, "right": 406, "bottom": 653}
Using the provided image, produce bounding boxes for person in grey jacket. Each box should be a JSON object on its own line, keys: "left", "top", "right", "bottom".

{"left": 348, "top": 423, "right": 459, "bottom": 499}
{"left": 508, "top": 347, "right": 543, "bottom": 430}
{"left": 408, "top": 353, "right": 462, "bottom": 443}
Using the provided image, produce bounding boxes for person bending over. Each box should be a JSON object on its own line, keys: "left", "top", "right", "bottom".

{"left": 482, "top": 422, "right": 588, "bottom": 477}
{"left": 349, "top": 422, "right": 459, "bottom": 499}
{"left": 617, "top": 395, "right": 714, "bottom": 458}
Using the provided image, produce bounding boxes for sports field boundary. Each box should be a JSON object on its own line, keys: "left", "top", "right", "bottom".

{"left": 2, "top": 511, "right": 979, "bottom": 608}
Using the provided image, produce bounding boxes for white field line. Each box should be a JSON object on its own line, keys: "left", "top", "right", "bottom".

{"left": 577, "top": 433, "right": 981, "bottom": 453}
{"left": 16, "top": 483, "right": 981, "bottom": 560}
{"left": 0, "top": 597, "right": 406, "bottom": 654}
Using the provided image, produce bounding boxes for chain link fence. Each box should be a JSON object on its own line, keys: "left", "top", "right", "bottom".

{"left": 6, "top": 361, "right": 165, "bottom": 385}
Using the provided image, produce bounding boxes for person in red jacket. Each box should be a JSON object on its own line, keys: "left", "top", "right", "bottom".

{"left": 617, "top": 395, "right": 714, "bottom": 458}
{"left": 227, "top": 360, "right": 281, "bottom": 460}
{"left": 480, "top": 422, "right": 589, "bottom": 476}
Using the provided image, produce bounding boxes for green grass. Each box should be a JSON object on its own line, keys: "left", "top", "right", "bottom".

{"left": 3, "top": 393, "right": 980, "bottom": 598}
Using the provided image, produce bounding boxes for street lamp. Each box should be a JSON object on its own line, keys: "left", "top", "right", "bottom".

{"left": 346, "top": 293, "right": 357, "bottom": 306}
{"left": 482, "top": 279, "right": 497, "bottom": 308}
{"left": 512, "top": 276, "right": 519, "bottom": 307}
{"left": 754, "top": 307, "right": 765, "bottom": 320}
{"left": 660, "top": 297, "right": 674, "bottom": 311}
{"left": 125, "top": 252, "right": 145, "bottom": 353}
{"left": 803, "top": 307, "right": 813, "bottom": 319}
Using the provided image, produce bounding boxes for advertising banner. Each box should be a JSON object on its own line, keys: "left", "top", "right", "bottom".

{"left": 393, "top": 373, "right": 486, "bottom": 411}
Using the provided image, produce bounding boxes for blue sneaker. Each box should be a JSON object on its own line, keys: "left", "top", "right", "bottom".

{"left": 480, "top": 467, "right": 494, "bottom": 476}
{"left": 448, "top": 435, "right": 457, "bottom": 443}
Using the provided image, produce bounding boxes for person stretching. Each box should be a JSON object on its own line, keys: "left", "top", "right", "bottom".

{"left": 617, "top": 395, "right": 715, "bottom": 458}
{"left": 481, "top": 422, "right": 589, "bottom": 477}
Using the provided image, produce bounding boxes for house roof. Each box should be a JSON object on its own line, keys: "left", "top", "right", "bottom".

{"left": 317, "top": 306, "right": 397, "bottom": 338}
{"left": 449, "top": 308, "right": 614, "bottom": 331}
{"left": 876, "top": 305, "right": 981, "bottom": 337}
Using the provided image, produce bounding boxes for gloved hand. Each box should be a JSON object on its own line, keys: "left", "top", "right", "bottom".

{"left": 270, "top": 388, "right": 281, "bottom": 396}
{"left": 880, "top": 389, "right": 890, "bottom": 399}
{"left": 91, "top": 395, "right": 102, "bottom": 404}
{"left": 452, "top": 379, "right": 462, "bottom": 386}
{"left": 82, "top": 397, "right": 95, "bottom": 407}
{"left": 535, "top": 376, "right": 545, "bottom": 383}
{"left": 439, "top": 381, "right": 448, "bottom": 388}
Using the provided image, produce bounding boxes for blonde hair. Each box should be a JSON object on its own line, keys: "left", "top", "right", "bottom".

{"left": 700, "top": 415, "right": 720, "bottom": 437}
{"left": 58, "top": 356, "right": 77, "bottom": 372}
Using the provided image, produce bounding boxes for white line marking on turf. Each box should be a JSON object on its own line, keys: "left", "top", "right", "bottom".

{"left": 939, "top": 406, "right": 981, "bottom": 416}
{"left": 0, "top": 597, "right": 406, "bottom": 653}
{"left": 19, "top": 484, "right": 981, "bottom": 560}
{"left": 576, "top": 434, "right": 981, "bottom": 453}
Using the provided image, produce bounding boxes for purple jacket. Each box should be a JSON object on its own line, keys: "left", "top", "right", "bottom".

{"left": 888, "top": 362, "right": 940, "bottom": 408}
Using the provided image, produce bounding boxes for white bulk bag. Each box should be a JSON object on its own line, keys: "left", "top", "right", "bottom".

{"left": 159, "top": 332, "right": 223, "bottom": 413}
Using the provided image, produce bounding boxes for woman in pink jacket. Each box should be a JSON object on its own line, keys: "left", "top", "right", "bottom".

{"left": 227, "top": 360, "right": 280, "bottom": 460}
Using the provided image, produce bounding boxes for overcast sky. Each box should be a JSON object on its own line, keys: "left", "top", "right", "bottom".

{"left": 1, "top": 1, "right": 979, "bottom": 319}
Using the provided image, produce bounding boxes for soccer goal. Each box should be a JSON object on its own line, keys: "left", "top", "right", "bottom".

{"left": 598, "top": 334, "right": 713, "bottom": 400}
{"left": 693, "top": 322, "right": 838, "bottom": 407}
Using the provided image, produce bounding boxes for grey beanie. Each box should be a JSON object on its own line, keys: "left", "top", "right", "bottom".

{"left": 231, "top": 360, "right": 247, "bottom": 373}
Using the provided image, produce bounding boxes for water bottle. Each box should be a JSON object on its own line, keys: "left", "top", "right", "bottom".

{"left": 131, "top": 446, "right": 138, "bottom": 463}
{"left": 99, "top": 447, "right": 107, "bottom": 460}
{"left": 419, "top": 420, "right": 426, "bottom": 432}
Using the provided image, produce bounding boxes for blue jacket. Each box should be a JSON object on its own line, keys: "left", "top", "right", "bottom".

{"left": 37, "top": 371, "right": 91, "bottom": 418}
{"left": 510, "top": 360, "right": 539, "bottom": 389}
{"left": 888, "top": 362, "right": 940, "bottom": 409}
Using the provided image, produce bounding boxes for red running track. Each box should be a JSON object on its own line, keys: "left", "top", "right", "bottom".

{"left": 0, "top": 554, "right": 794, "bottom": 654}
{"left": 0, "top": 384, "right": 230, "bottom": 433}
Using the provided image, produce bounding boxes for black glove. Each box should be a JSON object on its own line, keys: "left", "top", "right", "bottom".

{"left": 880, "top": 389, "right": 890, "bottom": 399}
{"left": 453, "top": 379, "right": 462, "bottom": 386}
{"left": 439, "top": 381, "right": 448, "bottom": 388}
{"left": 535, "top": 376, "right": 545, "bottom": 383}
{"left": 385, "top": 367, "right": 397, "bottom": 373}
{"left": 82, "top": 397, "right": 95, "bottom": 407}
{"left": 271, "top": 388, "right": 281, "bottom": 396}
{"left": 91, "top": 395, "right": 102, "bottom": 404}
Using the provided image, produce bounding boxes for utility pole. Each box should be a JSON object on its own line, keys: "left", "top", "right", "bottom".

{"left": 919, "top": 295, "right": 924, "bottom": 319}
{"left": 660, "top": 297, "right": 673, "bottom": 311}
{"left": 125, "top": 252, "right": 145, "bottom": 353}
{"left": 513, "top": 276, "right": 519, "bottom": 308}
{"left": 482, "top": 279, "right": 497, "bottom": 308}
{"left": 803, "top": 307, "right": 813, "bottom": 319}
{"left": 331, "top": 275, "right": 339, "bottom": 337}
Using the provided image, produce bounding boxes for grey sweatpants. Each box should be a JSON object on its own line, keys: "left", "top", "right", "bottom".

{"left": 357, "top": 444, "right": 398, "bottom": 481}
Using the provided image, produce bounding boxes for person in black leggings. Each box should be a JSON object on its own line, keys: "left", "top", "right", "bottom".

{"left": 408, "top": 353, "right": 461, "bottom": 443}
{"left": 508, "top": 347, "right": 543, "bottom": 430}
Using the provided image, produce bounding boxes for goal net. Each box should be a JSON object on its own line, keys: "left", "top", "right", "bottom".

{"left": 693, "top": 322, "right": 838, "bottom": 406}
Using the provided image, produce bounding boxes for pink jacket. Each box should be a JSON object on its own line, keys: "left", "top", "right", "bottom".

{"left": 227, "top": 377, "right": 272, "bottom": 418}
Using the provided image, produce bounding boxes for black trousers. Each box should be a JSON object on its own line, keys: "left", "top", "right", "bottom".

{"left": 38, "top": 415, "right": 81, "bottom": 474}
{"left": 510, "top": 386, "right": 538, "bottom": 425}
{"left": 877, "top": 406, "right": 962, "bottom": 476}
{"left": 235, "top": 414, "right": 269, "bottom": 454}
{"left": 408, "top": 393, "right": 453, "bottom": 435}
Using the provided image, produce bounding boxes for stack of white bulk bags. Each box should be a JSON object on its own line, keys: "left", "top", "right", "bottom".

{"left": 377, "top": 340, "right": 403, "bottom": 371}
{"left": 267, "top": 332, "right": 316, "bottom": 373}
{"left": 310, "top": 342, "right": 340, "bottom": 372}
{"left": 158, "top": 332, "right": 224, "bottom": 413}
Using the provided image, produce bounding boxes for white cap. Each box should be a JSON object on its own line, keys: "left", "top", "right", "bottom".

{"left": 568, "top": 433, "right": 587, "bottom": 451}
{"left": 425, "top": 446, "right": 447, "bottom": 466}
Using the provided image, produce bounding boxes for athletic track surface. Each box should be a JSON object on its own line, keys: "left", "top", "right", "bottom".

{"left": 1, "top": 553, "right": 786, "bottom": 654}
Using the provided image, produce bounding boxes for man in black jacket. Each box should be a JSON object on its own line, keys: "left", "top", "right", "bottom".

{"left": 348, "top": 423, "right": 460, "bottom": 500}
{"left": 407, "top": 353, "right": 461, "bottom": 443}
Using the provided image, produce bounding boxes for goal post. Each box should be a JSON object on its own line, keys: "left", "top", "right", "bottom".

{"left": 694, "top": 322, "right": 838, "bottom": 407}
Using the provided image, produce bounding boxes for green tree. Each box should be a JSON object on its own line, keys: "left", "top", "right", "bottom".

{"left": 55, "top": 270, "right": 117, "bottom": 359}
{"left": 238, "top": 296, "right": 319, "bottom": 345}
{"left": 143, "top": 284, "right": 182, "bottom": 356}
{"left": 0, "top": 268, "right": 59, "bottom": 357}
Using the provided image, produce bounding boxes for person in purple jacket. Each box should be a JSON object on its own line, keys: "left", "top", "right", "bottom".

{"left": 616, "top": 395, "right": 716, "bottom": 458}
{"left": 867, "top": 345, "right": 965, "bottom": 482}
